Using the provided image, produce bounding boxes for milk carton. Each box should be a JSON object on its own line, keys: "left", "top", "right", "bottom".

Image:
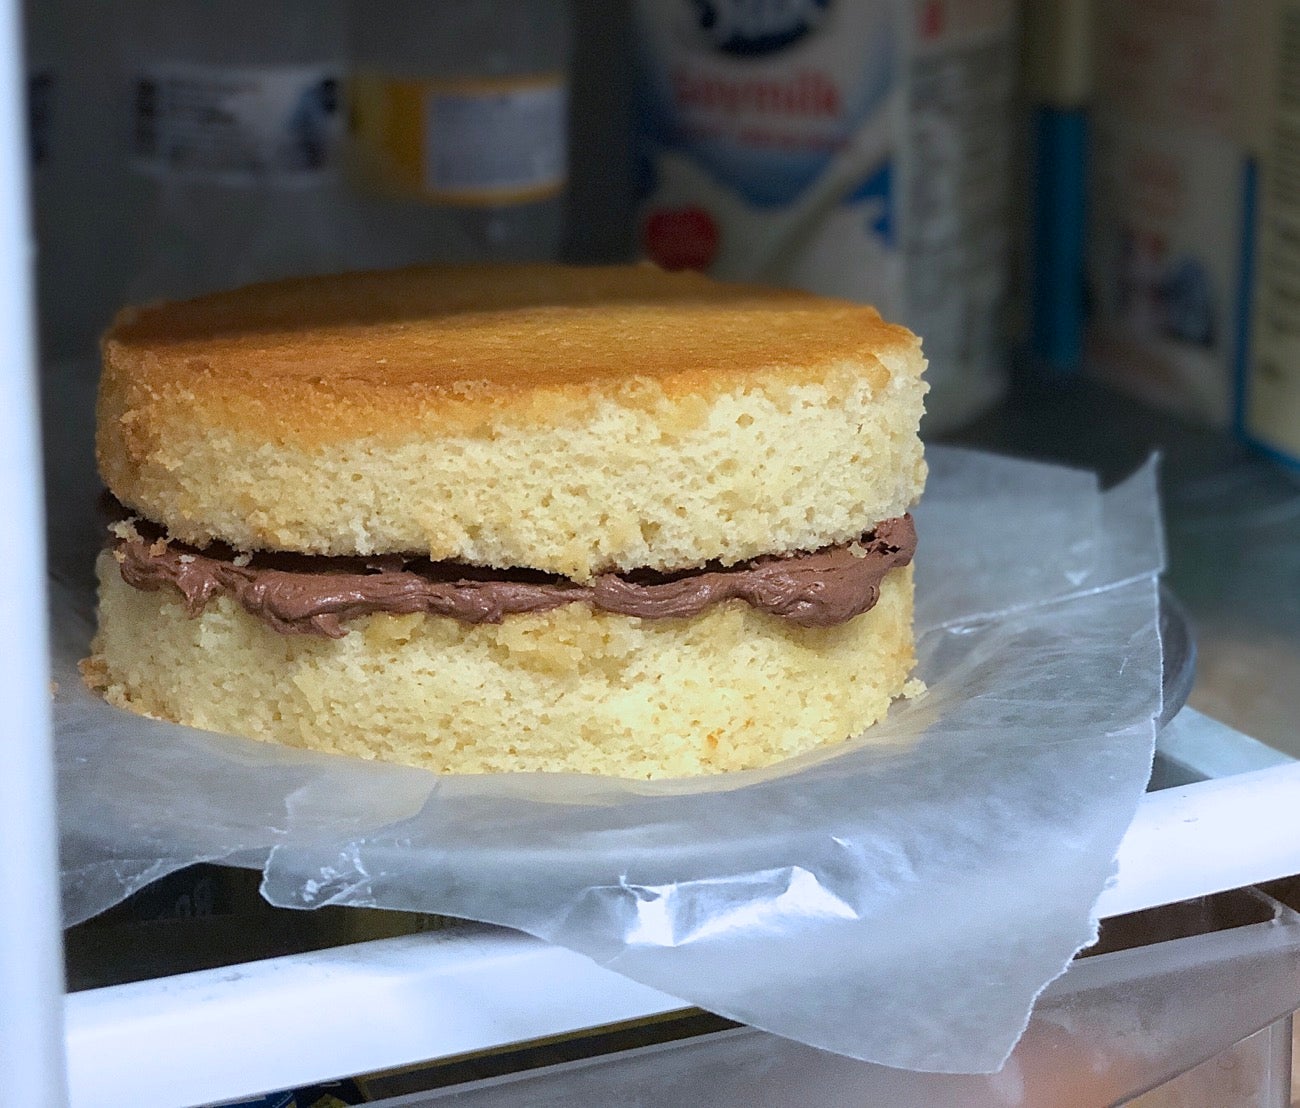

{"left": 632, "top": 0, "right": 1017, "bottom": 432}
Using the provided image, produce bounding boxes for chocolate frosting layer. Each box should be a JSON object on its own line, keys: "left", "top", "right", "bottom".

{"left": 111, "top": 516, "right": 916, "bottom": 638}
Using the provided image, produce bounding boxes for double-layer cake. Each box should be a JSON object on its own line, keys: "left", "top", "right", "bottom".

{"left": 85, "top": 263, "right": 926, "bottom": 778}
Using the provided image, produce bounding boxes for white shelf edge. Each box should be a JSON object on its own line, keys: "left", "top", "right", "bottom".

{"left": 64, "top": 926, "right": 686, "bottom": 1108}
{"left": 1096, "top": 759, "right": 1300, "bottom": 918}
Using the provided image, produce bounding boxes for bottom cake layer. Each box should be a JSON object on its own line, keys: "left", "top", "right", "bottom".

{"left": 87, "top": 554, "right": 918, "bottom": 779}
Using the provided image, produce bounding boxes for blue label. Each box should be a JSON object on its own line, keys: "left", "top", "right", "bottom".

{"left": 691, "top": 0, "right": 833, "bottom": 56}
{"left": 634, "top": 0, "right": 895, "bottom": 208}
{"left": 846, "top": 160, "right": 894, "bottom": 247}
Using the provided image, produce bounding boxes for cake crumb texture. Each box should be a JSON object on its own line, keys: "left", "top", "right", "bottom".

{"left": 90, "top": 554, "right": 917, "bottom": 779}
{"left": 97, "top": 264, "right": 927, "bottom": 578}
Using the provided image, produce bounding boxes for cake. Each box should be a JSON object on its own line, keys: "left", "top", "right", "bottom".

{"left": 86, "top": 263, "right": 927, "bottom": 778}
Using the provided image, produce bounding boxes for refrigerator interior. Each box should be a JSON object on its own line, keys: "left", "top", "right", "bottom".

{"left": 11, "top": 1, "right": 1300, "bottom": 1105}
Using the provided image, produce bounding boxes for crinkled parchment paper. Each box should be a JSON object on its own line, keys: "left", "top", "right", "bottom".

{"left": 52, "top": 447, "right": 1163, "bottom": 1072}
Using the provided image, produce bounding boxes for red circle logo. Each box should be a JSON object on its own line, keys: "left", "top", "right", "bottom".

{"left": 641, "top": 206, "right": 721, "bottom": 272}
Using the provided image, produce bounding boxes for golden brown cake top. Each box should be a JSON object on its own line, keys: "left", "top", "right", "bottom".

{"left": 97, "top": 263, "right": 927, "bottom": 572}
{"left": 102, "top": 264, "right": 920, "bottom": 438}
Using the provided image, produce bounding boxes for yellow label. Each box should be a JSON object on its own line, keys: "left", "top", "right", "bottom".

{"left": 350, "top": 73, "right": 568, "bottom": 206}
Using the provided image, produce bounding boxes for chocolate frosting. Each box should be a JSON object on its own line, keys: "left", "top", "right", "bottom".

{"left": 111, "top": 516, "right": 916, "bottom": 638}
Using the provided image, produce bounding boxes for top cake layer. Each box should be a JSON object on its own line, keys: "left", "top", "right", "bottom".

{"left": 97, "top": 264, "right": 927, "bottom": 579}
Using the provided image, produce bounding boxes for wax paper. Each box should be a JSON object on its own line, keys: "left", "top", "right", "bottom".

{"left": 52, "top": 447, "right": 1164, "bottom": 1073}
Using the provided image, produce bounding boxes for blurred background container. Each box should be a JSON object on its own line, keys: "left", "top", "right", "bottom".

{"left": 1242, "top": 0, "right": 1300, "bottom": 467}
{"left": 122, "top": 0, "right": 355, "bottom": 304}
{"left": 1084, "top": 0, "right": 1266, "bottom": 427}
{"left": 348, "top": 0, "right": 571, "bottom": 266}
